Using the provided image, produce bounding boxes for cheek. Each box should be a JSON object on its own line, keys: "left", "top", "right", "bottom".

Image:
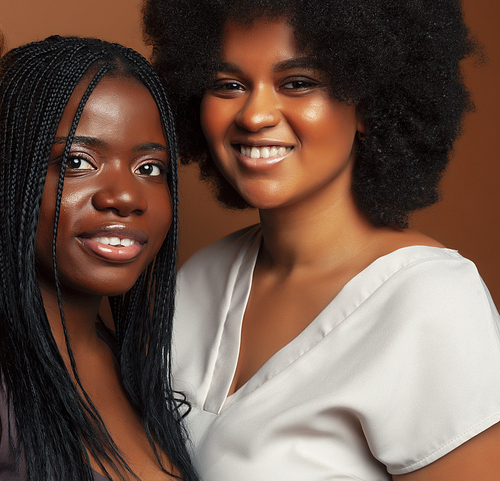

{"left": 38, "top": 197, "right": 55, "bottom": 234}
{"left": 295, "top": 100, "right": 358, "bottom": 152}
{"left": 296, "top": 98, "right": 325, "bottom": 124}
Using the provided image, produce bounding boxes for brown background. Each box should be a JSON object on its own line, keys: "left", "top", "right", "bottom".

{"left": 2, "top": 0, "right": 498, "bottom": 306}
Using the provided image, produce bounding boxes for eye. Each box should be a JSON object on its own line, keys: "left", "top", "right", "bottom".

{"left": 211, "top": 80, "right": 245, "bottom": 92}
{"left": 135, "top": 162, "right": 164, "bottom": 177}
{"left": 66, "top": 155, "right": 95, "bottom": 170}
{"left": 280, "top": 78, "right": 320, "bottom": 90}
{"left": 208, "top": 79, "right": 245, "bottom": 99}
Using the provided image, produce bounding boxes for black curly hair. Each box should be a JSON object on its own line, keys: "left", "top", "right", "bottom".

{"left": 143, "top": 0, "right": 480, "bottom": 227}
{"left": 0, "top": 36, "right": 198, "bottom": 480}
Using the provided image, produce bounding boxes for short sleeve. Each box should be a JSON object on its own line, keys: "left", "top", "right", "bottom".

{"left": 362, "top": 254, "right": 500, "bottom": 474}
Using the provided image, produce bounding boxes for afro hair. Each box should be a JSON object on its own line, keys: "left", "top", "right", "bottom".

{"left": 143, "top": 0, "right": 480, "bottom": 227}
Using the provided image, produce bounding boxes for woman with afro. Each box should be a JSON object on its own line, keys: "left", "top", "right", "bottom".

{"left": 143, "top": 0, "right": 500, "bottom": 479}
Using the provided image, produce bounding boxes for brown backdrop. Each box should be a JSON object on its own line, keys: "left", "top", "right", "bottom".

{"left": 2, "top": 0, "right": 498, "bottom": 306}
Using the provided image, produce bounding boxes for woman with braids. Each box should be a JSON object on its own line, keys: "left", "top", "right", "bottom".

{"left": 143, "top": 0, "right": 500, "bottom": 479}
{"left": 0, "top": 36, "right": 198, "bottom": 480}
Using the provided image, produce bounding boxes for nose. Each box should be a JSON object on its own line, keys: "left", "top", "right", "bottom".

{"left": 235, "top": 85, "right": 281, "bottom": 132}
{"left": 92, "top": 167, "right": 147, "bottom": 216}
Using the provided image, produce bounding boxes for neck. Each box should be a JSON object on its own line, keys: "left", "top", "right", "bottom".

{"left": 258, "top": 189, "right": 381, "bottom": 273}
{"left": 38, "top": 283, "right": 104, "bottom": 355}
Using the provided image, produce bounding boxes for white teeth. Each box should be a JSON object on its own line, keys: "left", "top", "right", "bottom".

{"left": 91, "top": 237, "right": 137, "bottom": 247}
{"left": 92, "top": 237, "right": 109, "bottom": 244}
{"left": 240, "top": 145, "right": 292, "bottom": 159}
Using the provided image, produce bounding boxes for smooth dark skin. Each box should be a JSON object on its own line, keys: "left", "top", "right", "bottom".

{"left": 34, "top": 76, "right": 177, "bottom": 480}
{"left": 200, "top": 20, "right": 500, "bottom": 480}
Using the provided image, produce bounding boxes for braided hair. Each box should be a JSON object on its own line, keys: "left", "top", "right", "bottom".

{"left": 0, "top": 36, "right": 197, "bottom": 481}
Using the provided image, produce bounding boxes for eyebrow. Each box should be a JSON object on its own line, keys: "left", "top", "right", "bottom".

{"left": 216, "top": 57, "right": 319, "bottom": 74}
{"left": 52, "top": 136, "right": 168, "bottom": 153}
{"left": 273, "top": 58, "right": 320, "bottom": 73}
{"left": 53, "top": 136, "right": 106, "bottom": 149}
{"left": 134, "top": 142, "right": 168, "bottom": 153}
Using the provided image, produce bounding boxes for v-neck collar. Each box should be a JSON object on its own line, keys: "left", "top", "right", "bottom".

{"left": 202, "top": 226, "right": 459, "bottom": 414}
{"left": 203, "top": 227, "right": 261, "bottom": 413}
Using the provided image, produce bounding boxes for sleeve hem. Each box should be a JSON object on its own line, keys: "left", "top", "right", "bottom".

{"left": 389, "top": 410, "right": 500, "bottom": 475}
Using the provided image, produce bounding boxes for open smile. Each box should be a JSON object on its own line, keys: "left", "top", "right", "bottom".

{"left": 239, "top": 144, "right": 293, "bottom": 159}
{"left": 233, "top": 143, "right": 294, "bottom": 170}
{"left": 90, "top": 236, "right": 139, "bottom": 247}
{"left": 77, "top": 225, "right": 148, "bottom": 262}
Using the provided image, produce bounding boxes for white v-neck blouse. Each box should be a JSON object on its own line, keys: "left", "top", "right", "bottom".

{"left": 173, "top": 225, "right": 500, "bottom": 480}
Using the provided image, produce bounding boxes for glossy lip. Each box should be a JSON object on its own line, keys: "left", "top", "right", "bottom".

{"left": 231, "top": 140, "right": 295, "bottom": 171}
{"left": 77, "top": 224, "right": 148, "bottom": 263}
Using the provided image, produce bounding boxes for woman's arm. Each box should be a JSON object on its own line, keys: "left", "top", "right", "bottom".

{"left": 393, "top": 421, "right": 500, "bottom": 481}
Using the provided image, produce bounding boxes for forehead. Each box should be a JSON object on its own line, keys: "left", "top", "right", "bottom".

{"left": 64, "top": 75, "right": 153, "bottom": 116}
{"left": 221, "top": 20, "right": 300, "bottom": 60}
{"left": 56, "top": 75, "right": 163, "bottom": 137}
{"left": 53, "top": 75, "right": 167, "bottom": 153}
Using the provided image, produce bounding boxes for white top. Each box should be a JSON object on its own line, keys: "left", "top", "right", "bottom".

{"left": 173, "top": 225, "right": 500, "bottom": 480}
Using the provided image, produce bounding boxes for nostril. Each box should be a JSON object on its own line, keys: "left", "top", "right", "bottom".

{"left": 92, "top": 187, "right": 147, "bottom": 216}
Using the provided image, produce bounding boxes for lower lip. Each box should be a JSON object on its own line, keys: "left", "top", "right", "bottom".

{"left": 235, "top": 147, "right": 292, "bottom": 171}
{"left": 78, "top": 238, "right": 144, "bottom": 262}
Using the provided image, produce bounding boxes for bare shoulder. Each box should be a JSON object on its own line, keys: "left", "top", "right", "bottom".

{"left": 396, "top": 228, "right": 444, "bottom": 248}
{"left": 374, "top": 227, "right": 444, "bottom": 257}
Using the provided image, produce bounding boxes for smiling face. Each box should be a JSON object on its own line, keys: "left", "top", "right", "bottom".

{"left": 200, "top": 20, "right": 364, "bottom": 212}
{"left": 36, "top": 75, "right": 172, "bottom": 299}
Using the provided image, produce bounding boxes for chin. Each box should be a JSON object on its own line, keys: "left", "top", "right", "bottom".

{"left": 70, "top": 276, "right": 141, "bottom": 298}
{"left": 100, "top": 282, "right": 140, "bottom": 298}
{"left": 234, "top": 185, "right": 285, "bottom": 210}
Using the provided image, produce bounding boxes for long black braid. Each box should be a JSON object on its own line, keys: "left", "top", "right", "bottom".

{"left": 0, "top": 36, "right": 197, "bottom": 481}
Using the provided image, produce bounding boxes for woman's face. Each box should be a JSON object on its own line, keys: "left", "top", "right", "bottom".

{"left": 200, "top": 20, "right": 364, "bottom": 211}
{"left": 36, "top": 76, "right": 172, "bottom": 298}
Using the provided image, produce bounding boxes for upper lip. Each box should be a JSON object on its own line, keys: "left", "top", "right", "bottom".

{"left": 77, "top": 224, "right": 148, "bottom": 244}
{"left": 232, "top": 140, "right": 294, "bottom": 148}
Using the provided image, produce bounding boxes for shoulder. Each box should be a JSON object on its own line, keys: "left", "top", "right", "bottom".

{"left": 368, "top": 245, "right": 494, "bottom": 312}
{"left": 345, "top": 246, "right": 500, "bottom": 381}
{"left": 359, "top": 247, "right": 500, "bottom": 474}
{"left": 362, "top": 245, "right": 499, "bottom": 347}
{"left": 368, "top": 245, "right": 499, "bottom": 357}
